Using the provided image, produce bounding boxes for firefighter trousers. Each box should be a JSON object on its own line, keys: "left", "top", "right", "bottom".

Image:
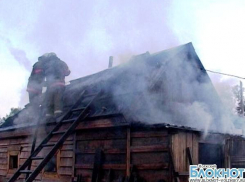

{"left": 45, "top": 85, "right": 65, "bottom": 115}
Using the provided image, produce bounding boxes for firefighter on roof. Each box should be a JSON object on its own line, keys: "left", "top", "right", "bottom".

{"left": 42, "top": 53, "right": 70, "bottom": 117}
{"left": 27, "top": 57, "right": 46, "bottom": 105}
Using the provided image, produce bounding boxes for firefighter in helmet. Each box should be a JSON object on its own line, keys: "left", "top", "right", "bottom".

{"left": 42, "top": 53, "right": 70, "bottom": 117}
{"left": 26, "top": 57, "right": 46, "bottom": 105}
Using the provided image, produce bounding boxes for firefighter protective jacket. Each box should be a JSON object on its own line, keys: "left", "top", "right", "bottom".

{"left": 44, "top": 55, "right": 70, "bottom": 87}
{"left": 27, "top": 61, "right": 45, "bottom": 94}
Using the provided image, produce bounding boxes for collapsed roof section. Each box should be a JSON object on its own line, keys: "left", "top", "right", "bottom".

{"left": 1, "top": 43, "right": 231, "bottom": 133}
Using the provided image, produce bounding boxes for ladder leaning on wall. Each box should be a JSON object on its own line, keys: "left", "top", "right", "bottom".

{"left": 7, "top": 90, "right": 101, "bottom": 182}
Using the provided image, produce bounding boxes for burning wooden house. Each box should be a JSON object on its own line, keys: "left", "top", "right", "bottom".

{"left": 0, "top": 43, "right": 244, "bottom": 182}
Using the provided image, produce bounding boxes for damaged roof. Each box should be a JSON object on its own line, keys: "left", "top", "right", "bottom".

{"left": 1, "top": 42, "right": 226, "bottom": 133}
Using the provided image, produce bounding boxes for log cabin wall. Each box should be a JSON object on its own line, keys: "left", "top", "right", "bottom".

{"left": 74, "top": 127, "right": 127, "bottom": 181}
{"left": 0, "top": 118, "right": 173, "bottom": 182}
{"left": 0, "top": 128, "right": 34, "bottom": 182}
{"left": 0, "top": 124, "right": 75, "bottom": 182}
{"left": 74, "top": 121, "right": 170, "bottom": 182}
{"left": 0, "top": 118, "right": 235, "bottom": 182}
{"left": 129, "top": 128, "right": 169, "bottom": 182}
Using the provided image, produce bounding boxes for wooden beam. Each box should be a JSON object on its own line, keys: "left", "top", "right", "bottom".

{"left": 130, "top": 145, "right": 168, "bottom": 153}
{"left": 131, "top": 131, "right": 168, "bottom": 138}
{"left": 134, "top": 163, "right": 168, "bottom": 170}
{"left": 75, "top": 164, "right": 126, "bottom": 170}
{"left": 75, "top": 149, "right": 126, "bottom": 154}
{"left": 74, "top": 163, "right": 168, "bottom": 170}
{"left": 126, "top": 128, "right": 131, "bottom": 177}
{"left": 169, "top": 147, "right": 180, "bottom": 182}
{"left": 72, "top": 132, "right": 76, "bottom": 178}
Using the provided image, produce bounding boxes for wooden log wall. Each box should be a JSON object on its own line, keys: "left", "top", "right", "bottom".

{"left": 74, "top": 125, "right": 170, "bottom": 182}
{"left": 0, "top": 118, "right": 203, "bottom": 182}
{"left": 0, "top": 124, "right": 73, "bottom": 182}
{"left": 75, "top": 127, "right": 127, "bottom": 182}
{"left": 130, "top": 129, "right": 170, "bottom": 182}
{"left": 0, "top": 128, "right": 34, "bottom": 182}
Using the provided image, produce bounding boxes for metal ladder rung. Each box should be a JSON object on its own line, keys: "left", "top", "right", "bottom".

{"left": 52, "top": 131, "right": 66, "bottom": 135}
{"left": 31, "top": 157, "right": 44, "bottom": 160}
{"left": 7, "top": 91, "right": 101, "bottom": 182}
{"left": 42, "top": 144, "right": 55, "bottom": 147}
{"left": 72, "top": 107, "right": 86, "bottom": 112}
{"left": 20, "top": 170, "right": 33, "bottom": 173}
{"left": 62, "top": 118, "right": 76, "bottom": 123}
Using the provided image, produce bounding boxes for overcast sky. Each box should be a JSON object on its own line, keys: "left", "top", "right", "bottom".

{"left": 0, "top": 0, "right": 245, "bottom": 117}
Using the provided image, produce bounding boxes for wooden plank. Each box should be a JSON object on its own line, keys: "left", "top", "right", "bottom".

{"left": 192, "top": 133, "right": 199, "bottom": 165}
{"left": 75, "top": 164, "right": 126, "bottom": 170}
{"left": 224, "top": 139, "right": 230, "bottom": 168}
{"left": 76, "top": 119, "right": 129, "bottom": 130}
{"left": 0, "top": 139, "right": 9, "bottom": 146}
{"left": 0, "top": 148, "right": 8, "bottom": 153}
{"left": 0, "top": 164, "right": 7, "bottom": 170}
{"left": 76, "top": 153, "right": 126, "bottom": 166}
{"left": 0, "top": 129, "right": 32, "bottom": 139}
{"left": 9, "top": 137, "right": 31, "bottom": 145}
{"left": 131, "top": 152, "right": 169, "bottom": 165}
{"left": 58, "top": 166, "right": 73, "bottom": 176}
{"left": 0, "top": 153, "right": 7, "bottom": 158}
{"left": 39, "top": 135, "right": 73, "bottom": 143}
{"left": 75, "top": 169, "right": 92, "bottom": 178}
{"left": 76, "top": 129, "right": 126, "bottom": 141}
{"left": 130, "top": 145, "right": 168, "bottom": 153}
{"left": 76, "top": 139, "right": 126, "bottom": 152}
{"left": 134, "top": 170, "right": 168, "bottom": 182}
{"left": 131, "top": 131, "right": 168, "bottom": 138}
{"left": 76, "top": 148, "right": 125, "bottom": 154}
{"left": 126, "top": 128, "right": 130, "bottom": 177}
{"left": 60, "top": 151, "right": 73, "bottom": 158}
{"left": 61, "top": 144, "right": 73, "bottom": 151}
{"left": 0, "top": 158, "right": 7, "bottom": 164}
{"left": 180, "top": 132, "right": 186, "bottom": 172}
{"left": 19, "top": 151, "right": 31, "bottom": 159}
{"left": 186, "top": 147, "right": 193, "bottom": 165}
{"left": 72, "top": 132, "right": 76, "bottom": 178}
{"left": 20, "top": 144, "right": 32, "bottom": 147}
{"left": 134, "top": 163, "right": 169, "bottom": 170}
{"left": 60, "top": 158, "right": 73, "bottom": 167}
{"left": 0, "top": 169, "right": 7, "bottom": 176}
{"left": 21, "top": 147, "right": 32, "bottom": 152}
{"left": 132, "top": 137, "right": 168, "bottom": 147}
{"left": 8, "top": 145, "right": 22, "bottom": 151}
{"left": 186, "top": 133, "right": 193, "bottom": 168}
{"left": 171, "top": 133, "right": 178, "bottom": 172}
{"left": 169, "top": 147, "right": 179, "bottom": 182}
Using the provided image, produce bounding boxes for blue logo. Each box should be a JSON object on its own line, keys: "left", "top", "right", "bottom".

{"left": 189, "top": 164, "right": 245, "bottom": 182}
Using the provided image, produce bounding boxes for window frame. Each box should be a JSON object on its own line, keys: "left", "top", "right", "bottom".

{"left": 7, "top": 151, "right": 19, "bottom": 173}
